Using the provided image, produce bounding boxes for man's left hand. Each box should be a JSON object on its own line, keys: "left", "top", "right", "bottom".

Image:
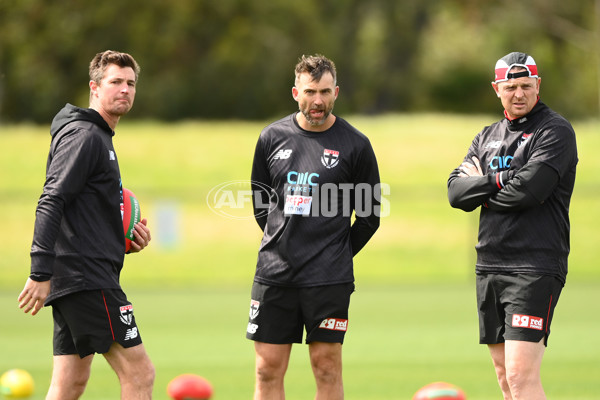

{"left": 128, "top": 218, "right": 151, "bottom": 253}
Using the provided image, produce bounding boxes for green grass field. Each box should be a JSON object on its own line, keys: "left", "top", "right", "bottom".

{"left": 1, "top": 114, "right": 599, "bottom": 399}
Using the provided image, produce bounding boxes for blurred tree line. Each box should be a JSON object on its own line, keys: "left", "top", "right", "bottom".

{"left": 0, "top": 0, "right": 598, "bottom": 123}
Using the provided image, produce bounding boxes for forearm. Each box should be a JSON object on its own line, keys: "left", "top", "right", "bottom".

{"left": 30, "top": 194, "right": 66, "bottom": 277}
{"left": 447, "top": 169, "right": 511, "bottom": 211}
{"left": 350, "top": 214, "right": 380, "bottom": 256}
{"left": 486, "top": 162, "right": 558, "bottom": 211}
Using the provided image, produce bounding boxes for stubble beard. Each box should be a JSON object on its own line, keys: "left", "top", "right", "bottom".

{"left": 301, "top": 103, "right": 334, "bottom": 127}
{"left": 111, "top": 99, "right": 133, "bottom": 117}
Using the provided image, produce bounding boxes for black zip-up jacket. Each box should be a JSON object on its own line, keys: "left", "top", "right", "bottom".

{"left": 30, "top": 103, "right": 126, "bottom": 305}
{"left": 447, "top": 101, "right": 577, "bottom": 284}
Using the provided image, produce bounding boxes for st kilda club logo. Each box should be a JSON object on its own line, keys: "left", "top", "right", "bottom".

{"left": 321, "top": 148, "right": 340, "bottom": 169}
{"left": 120, "top": 304, "right": 133, "bottom": 325}
{"left": 249, "top": 300, "right": 260, "bottom": 319}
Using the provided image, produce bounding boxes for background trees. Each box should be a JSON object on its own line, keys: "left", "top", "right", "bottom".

{"left": 0, "top": 0, "right": 598, "bottom": 122}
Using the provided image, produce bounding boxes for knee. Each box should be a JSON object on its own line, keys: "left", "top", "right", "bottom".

{"left": 67, "top": 376, "right": 89, "bottom": 399}
{"left": 71, "top": 367, "right": 91, "bottom": 387}
{"left": 138, "top": 361, "right": 156, "bottom": 388}
{"left": 506, "top": 369, "right": 525, "bottom": 397}
{"left": 505, "top": 364, "right": 536, "bottom": 394}
{"left": 256, "top": 358, "right": 286, "bottom": 384}
{"left": 311, "top": 354, "right": 341, "bottom": 384}
{"left": 125, "top": 359, "right": 155, "bottom": 391}
{"left": 48, "top": 370, "right": 90, "bottom": 400}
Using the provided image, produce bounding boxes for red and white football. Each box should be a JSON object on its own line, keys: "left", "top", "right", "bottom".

{"left": 167, "top": 374, "right": 213, "bottom": 400}
{"left": 121, "top": 187, "right": 141, "bottom": 253}
{"left": 413, "top": 381, "right": 467, "bottom": 400}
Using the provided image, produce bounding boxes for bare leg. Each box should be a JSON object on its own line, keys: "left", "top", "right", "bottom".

{"left": 253, "top": 342, "right": 292, "bottom": 400}
{"left": 309, "top": 342, "right": 343, "bottom": 400}
{"left": 103, "top": 342, "right": 155, "bottom": 399}
{"left": 488, "top": 339, "right": 547, "bottom": 400}
{"left": 488, "top": 343, "right": 513, "bottom": 400}
{"left": 46, "top": 354, "right": 93, "bottom": 400}
{"left": 504, "top": 339, "right": 546, "bottom": 400}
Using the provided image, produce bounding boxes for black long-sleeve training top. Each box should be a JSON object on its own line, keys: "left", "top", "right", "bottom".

{"left": 251, "top": 114, "right": 381, "bottom": 287}
{"left": 447, "top": 101, "right": 578, "bottom": 284}
{"left": 30, "top": 103, "right": 126, "bottom": 304}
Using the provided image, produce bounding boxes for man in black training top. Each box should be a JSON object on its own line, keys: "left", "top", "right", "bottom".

{"left": 448, "top": 52, "right": 577, "bottom": 400}
{"left": 18, "top": 50, "right": 154, "bottom": 399}
{"left": 247, "top": 54, "right": 381, "bottom": 399}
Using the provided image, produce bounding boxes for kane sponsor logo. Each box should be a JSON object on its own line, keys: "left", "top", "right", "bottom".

{"left": 119, "top": 304, "right": 133, "bottom": 325}
{"left": 321, "top": 149, "right": 340, "bottom": 169}
{"left": 274, "top": 149, "right": 293, "bottom": 160}
{"left": 124, "top": 327, "right": 138, "bottom": 340}
{"left": 319, "top": 318, "right": 348, "bottom": 332}
{"left": 247, "top": 323, "right": 258, "bottom": 334}
{"left": 249, "top": 300, "right": 260, "bottom": 319}
{"left": 512, "top": 314, "right": 543, "bottom": 331}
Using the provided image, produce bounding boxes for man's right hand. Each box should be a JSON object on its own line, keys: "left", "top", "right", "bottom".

{"left": 18, "top": 278, "right": 50, "bottom": 316}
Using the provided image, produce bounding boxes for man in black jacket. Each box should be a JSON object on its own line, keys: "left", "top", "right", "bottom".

{"left": 18, "top": 50, "right": 154, "bottom": 399}
{"left": 448, "top": 52, "right": 577, "bottom": 399}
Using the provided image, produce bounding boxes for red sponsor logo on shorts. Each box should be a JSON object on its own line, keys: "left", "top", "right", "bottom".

{"left": 512, "top": 314, "right": 543, "bottom": 331}
{"left": 319, "top": 318, "right": 348, "bottom": 332}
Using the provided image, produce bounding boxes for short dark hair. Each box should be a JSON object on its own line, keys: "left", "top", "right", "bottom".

{"left": 295, "top": 54, "right": 337, "bottom": 85}
{"left": 89, "top": 50, "right": 140, "bottom": 83}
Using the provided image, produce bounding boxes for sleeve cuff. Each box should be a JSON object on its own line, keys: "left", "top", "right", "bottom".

{"left": 29, "top": 272, "right": 52, "bottom": 282}
{"left": 30, "top": 252, "right": 55, "bottom": 276}
{"left": 495, "top": 170, "right": 513, "bottom": 189}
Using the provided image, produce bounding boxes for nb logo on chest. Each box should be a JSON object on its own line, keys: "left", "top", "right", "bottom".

{"left": 274, "top": 149, "right": 293, "bottom": 160}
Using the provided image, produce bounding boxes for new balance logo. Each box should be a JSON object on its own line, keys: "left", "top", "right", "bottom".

{"left": 109, "top": 150, "right": 116, "bottom": 160}
{"left": 124, "top": 327, "right": 138, "bottom": 340}
{"left": 247, "top": 323, "right": 258, "bottom": 334}
{"left": 485, "top": 140, "right": 502, "bottom": 149}
{"left": 319, "top": 318, "right": 348, "bottom": 331}
{"left": 274, "top": 149, "right": 293, "bottom": 160}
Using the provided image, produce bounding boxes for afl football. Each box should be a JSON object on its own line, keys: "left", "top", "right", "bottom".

{"left": 413, "top": 381, "right": 466, "bottom": 400}
{"left": 121, "top": 187, "right": 141, "bottom": 253}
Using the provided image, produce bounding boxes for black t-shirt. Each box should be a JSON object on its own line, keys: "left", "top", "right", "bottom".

{"left": 448, "top": 101, "right": 578, "bottom": 283}
{"left": 251, "top": 114, "right": 381, "bottom": 287}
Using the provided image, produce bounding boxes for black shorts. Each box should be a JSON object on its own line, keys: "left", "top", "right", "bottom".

{"left": 246, "top": 282, "right": 355, "bottom": 344}
{"left": 476, "top": 273, "right": 563, "bottom": 346}
{"left": 52, "top": 289, "right": 143, "bottom": 358}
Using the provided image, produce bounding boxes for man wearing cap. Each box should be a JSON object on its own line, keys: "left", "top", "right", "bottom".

{"left": 447, "top": 52, "right": 578, "bottom": 399}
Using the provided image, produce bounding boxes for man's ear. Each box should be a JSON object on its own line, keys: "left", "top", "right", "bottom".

{"left": 89, "top": 80, "right": 98, "bottom": 97}
{"left": 292, "top": 86, "right": 299, "bottom": 101}
{"left": 491, "top": 82, "right": 501, "bottom": 98}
